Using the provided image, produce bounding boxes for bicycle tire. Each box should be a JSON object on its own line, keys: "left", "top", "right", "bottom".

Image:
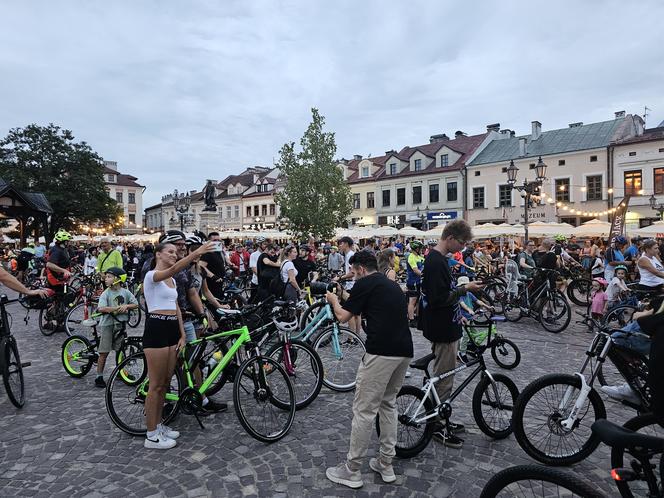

{"left": 538, "top": 291, "right": 571, "bottom": 333}
{"left": 602, "top": 305, "right": 637, "bottom": 329}
{"left": 567, "top": 278, "right": 592, "bottom": 307}
{"left": 485, "top": 282, "right": 506, "bottom": 314}
{"left": 115, "top": 337, "right": 143, "bottom": 384}
{"left": 490, "top": 338, "right": 521, "bottom": 369}
{"left": 502, "top": 295, "right": 523, "bottom": 322}
{"left": 2, "top": 337, "right": 26, "bottom": 408}
{"left": 313, "top": 326, "right": 365, "bottom": 392}
{"left": 472, "top": 373, "right": 518, "bottom": 439}
{"left": 596, "top": 360, "right": 625, "bottom": 388}
{"left": 105, "top": 352, "right": 182, "bottom": 436}
{"left": 266, "top": 339, "right": 323, "bottom": 410}
{"left": 38, "top": 306, "right": 59, "bottom": 336}
{"left": 473, "top": 290, "right": 495, "bottom": 325}
{"left": 127, "top": 307, "right": 141, "bottom": 328}
{"left": 480, "top": 464, "right": 604, "bottom": 498}
{"left": 299, "top": 301, "right": 327, "bottom": 332}
{"left": 513, "top": 373, "right": 606, "bottom": 466}
{"left": 233, "top": 355, "right": 295, "bottom": 443}
{"left": 61, "top": 335, "right": 94, "bottom": 378}
{"left": 65, "top": 302, "right": 95, "bottom": 336}
{"left": 610, "top": 413, "right": 664, "bottom": 498}
{"left": 375, "top": 384, "right": 435, "bottom": 459}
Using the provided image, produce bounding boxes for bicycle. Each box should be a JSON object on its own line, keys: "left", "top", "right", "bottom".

{"left": 61, "top": 312, "right": 142, "bottom": 381}
{"left": 105, "top": 315, "right": 296, "bottom": 443}
{"left": 512, "top": 314, "right": 651, "bottom": 466}
{"left": 1, "top": 294, "right": 31, "bottom": 408}
{"left": 376, "top": 312, "right": 519, "bottom": 458}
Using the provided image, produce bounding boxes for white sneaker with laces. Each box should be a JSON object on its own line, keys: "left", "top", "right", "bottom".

{"left": 144, "top": 433, "right": 176, "bottom": 449}
{"left": 369, "top": 457, "right": 397, "bottom": 483}
{"left": 159, "top": 424, "right": 180, "bottom": 440}
{"left": 601, "top": 383, "right": 640, "bottom": 405}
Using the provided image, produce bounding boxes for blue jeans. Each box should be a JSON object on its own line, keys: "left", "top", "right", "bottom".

{"left": 183, "top": 320, "right": 197, "bottom": 343}
{"left": 612, "top": 321, "right": 651, "bottom": 356}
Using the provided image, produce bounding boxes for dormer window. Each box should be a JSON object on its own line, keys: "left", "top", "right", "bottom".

{"left": 107, "top": 174, "right": 116, "bottom": 182}
{"left": 414, "top": 159, "right": 422, "bottom": 171}
{"left": 441, "top": 154, "right": 449, "bottom": 167}
{"left": 361, "top": 166, "right": 369, "bottom": 178}
{"left": 389, "top": 163, "right": 397, "bottom": 175}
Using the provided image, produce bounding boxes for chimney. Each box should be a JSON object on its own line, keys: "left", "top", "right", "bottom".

{"left": 568, "top": 122, "right": 583, "bottom": 128}
{"left": 531, "top": 121, "right": 542, "bottom": 140}
{"left": 615, "top": 110, "right": 626, "bottom": 118}
{"left": 454, "top": 130, "right": 466, "bottom": 138}
{"left": 353, "top": 154, "right": 362, "bottom": 160}
{"left": 429, "top": 133, "right": 449, "bottom": 143}
{"left": 338, "top": 158, "right": 348, "bottom": 164}
{"left": 385, "top": 149, "right": 396, "bottom": 156}
{"left": 486, "top": 123, "right": 500, "bottom": 132}
{"left": 519, "top": 137, "right": 527, "bottom": 157}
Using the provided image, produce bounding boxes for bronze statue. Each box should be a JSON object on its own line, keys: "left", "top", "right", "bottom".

{"left": 203, "top": 180, "right": 217, "bottom": 212}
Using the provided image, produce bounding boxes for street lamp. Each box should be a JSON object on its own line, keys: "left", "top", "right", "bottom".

{"left": 649, "top": 194, "right": 664, "bottom": 219}
{"left": 172, "top": 189, "right": 191, "bottom": 232}
{"left": 415, "top": 205, "right": 429, "bottom": 231}
{"left": 505, "top": 156, "right": 548, "bottom": 241}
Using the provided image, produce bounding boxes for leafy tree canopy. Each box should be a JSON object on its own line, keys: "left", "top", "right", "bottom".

{"left": 274, "top": 109, "right": 352, "bottom": 240}
{"left": 0, "top": 123, "right": 121, "bottom": 238}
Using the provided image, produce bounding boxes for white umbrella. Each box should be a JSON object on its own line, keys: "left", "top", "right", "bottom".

{"left": 634, "top": 221, "right": 664, "bottom": 238}
{"left": 526, "top": 221, "right": 576, "bottom": 238}
{"left": 573, "top": 218, "right": 612, "bottom": 237}
{"left": 471, "top": 223, "right": 501, "bottom": 239}
{"left": 425, "top": 224, "right": 447, "bottom": 237}
{"left": 398, "top": 226, "right": 426, "bottom": 238}
{"left": 371, "top": 226, "right": 399, "bottom": 237}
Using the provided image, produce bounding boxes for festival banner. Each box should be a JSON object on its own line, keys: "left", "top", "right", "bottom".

{"left": 608, "top": 195, "right": 630, "bottom": 242}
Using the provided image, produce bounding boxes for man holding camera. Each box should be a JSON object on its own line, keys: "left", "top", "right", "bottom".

{"left": 325, "top": 250, "right": 413, "bottom": 488}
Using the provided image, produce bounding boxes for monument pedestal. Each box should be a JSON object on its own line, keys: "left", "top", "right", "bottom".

{"left": 198, "top": 211, "right": 218, "bottom": 234}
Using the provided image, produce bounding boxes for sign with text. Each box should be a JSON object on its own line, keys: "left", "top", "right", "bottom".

{"left": 505, "top": 203, "right": 556, "bottom": 224}
{"left": 427, "top": 211, "right": 458, "bottom": 221}
{"left": 609, "top": 195, "right": 631, "bottom": 241}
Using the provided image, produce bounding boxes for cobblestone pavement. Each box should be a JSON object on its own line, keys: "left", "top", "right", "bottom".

{"left": 0, "top": 294, "right": 635, "bottom": 497}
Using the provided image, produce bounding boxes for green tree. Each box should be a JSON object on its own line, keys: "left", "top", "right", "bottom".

{"left": 274, "top": 109, "right": 352, "bottom": 240}
{"left": 0, "top": 124, "right": 121, "bottom": 240}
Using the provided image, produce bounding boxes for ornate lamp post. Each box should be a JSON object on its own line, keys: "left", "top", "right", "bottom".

{"left": 649, "top": 194, "right": 664, "bottom": 219}
{"left": 171, "top": 189, "right": 191, "bottom": 232}
{"left": 505, "top": 156, "right": 548, "bottom": 241}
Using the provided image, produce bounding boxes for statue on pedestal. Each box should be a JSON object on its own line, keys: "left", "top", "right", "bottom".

{"left": 202, "top": 180, "right": 217, "bottom": 212}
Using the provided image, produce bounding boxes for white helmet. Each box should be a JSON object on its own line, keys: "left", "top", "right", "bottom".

{"left": 256, "top": 235, "right": 266, "bottom": 243}
{"left": 272, "top": 308, "right": 298, "bottom": 333}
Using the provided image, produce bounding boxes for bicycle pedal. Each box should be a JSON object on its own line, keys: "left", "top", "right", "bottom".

{"left": 20, "top": 362, "right": 31, "bottom": 368}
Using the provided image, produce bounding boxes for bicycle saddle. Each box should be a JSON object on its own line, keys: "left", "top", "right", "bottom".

{"left": 592, "top": 419, "right": 664, "bottom": 451}
{"left": 410, "top": 352, "right": 435, "bottom": 370}
{"left": 273, "top": 300, "right": 291, "bottom": 307}
{"left": 217, "top": 308, "right": 242, "bottom": 316}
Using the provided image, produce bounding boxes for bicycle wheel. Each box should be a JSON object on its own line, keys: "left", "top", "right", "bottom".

{"left": 473, "top": 290, "right": 495, "bottom": 325}
{"left": 480, "top": 464, "right": 604, "bottom": 498}
{"left": 502, "top": 296, "right": 523, "bottom": 322}
{"left": 603, "top": 305, "right": 637, "bottom": 329}
{"left": 538, "top": 291, "right": 571, "bottom": 333}
{"left": 596, "top": 359, "right": 625, "bottom": 388}
{"left": 65, "top": 302, "right": 95, "bottom": 336}
{"left": 513, "top": 373, "right": 606, "bottom": 466}
{"left": 610, "top": 413, "right": 664, "bottom": 498}
{"left": 61, "top": 335, "right": 94, "bottom": 378}
{"left": 105, "top": 352, "right": 182, "bottom": 436}
{"left": 472, "top": 373, "right": 518, "bottom": 439}
{"left": 266, "top": 339, "right": 323, "bottom": 410}
{"left": 233, "top": 355, "right": 295, "bottom": 443}
{"left": 2, "top": 337, "right": 25, "bottom": 408}
{"left": 375, "top": 384, "right": 435, "bottom": 459}
{"left": 38, "top": 305, "right": 59, "bottom": 336}
{"left": 491, "top": 338, "right": 521, "bottom": 369}
{"left": 313, "top": 325, "right": 365, "bottom": 392}
{"left": 127, "top": 307, "right": 141, "bottom": 328}
{"left": 485, "top": 282, "right": 506, "bottom": 314}
{"left": 567, "top": 278, "right": 592, "bottom": 307}
{"left": 115, "top": 337, "right": 143, "bottom": 384}
{"left": 299, "top": 301, "right": 327, "bottom": 332}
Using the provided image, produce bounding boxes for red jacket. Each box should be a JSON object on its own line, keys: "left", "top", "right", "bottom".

{"left": 229, "top": 250, "right": 250, "bottom": 276}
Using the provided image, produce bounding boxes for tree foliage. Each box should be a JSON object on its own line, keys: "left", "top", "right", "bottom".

{"left": 0, "top": 124, "right": 121, "bottom": 238}
{"left": 274, "top": 109, "right": 352, "bottom": 240}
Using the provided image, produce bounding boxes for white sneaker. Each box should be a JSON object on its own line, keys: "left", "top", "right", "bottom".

{"left": 601, "top": 383, "right": 640, "bottom": 405}
{"left": 144, "top": 433, "right": 176, "bottom": 449}
{"left": 159, "top": 424, "right": 180, "bottom": 440}
{"left": 404, "top": 370, "right": 412, "bottom": 378}
{"left": 369, "top": 457, "right": 397, "bottom": 483}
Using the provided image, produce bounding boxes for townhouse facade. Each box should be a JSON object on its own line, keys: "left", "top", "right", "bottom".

{"left": 241, "top": 168, "right": 281, "bottom": 229}
{"left": 465, "top": 113, "right": 643, "bottom": 227}
{"left": 103, "top": 160, "right": 145, "bottom": 234}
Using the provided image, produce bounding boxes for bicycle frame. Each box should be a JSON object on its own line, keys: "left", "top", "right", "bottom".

{"left": 291, "top": 302, "right": 346, "bottom": 360}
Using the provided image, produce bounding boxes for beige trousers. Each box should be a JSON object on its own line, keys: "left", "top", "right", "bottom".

{"left": 432, "top": 340, "right": 460, "bottom": 403}
{"left": 346, "top": 353, "right": 411, "bottom": 469}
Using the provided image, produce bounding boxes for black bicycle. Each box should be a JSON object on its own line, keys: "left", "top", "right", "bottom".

{"left": 1, "top": 294, "right": 30, "bottom": 408}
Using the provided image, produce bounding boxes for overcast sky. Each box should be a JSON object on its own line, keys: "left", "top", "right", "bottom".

{"left": 2, "top": 1, "right": 663, "bottom": 208}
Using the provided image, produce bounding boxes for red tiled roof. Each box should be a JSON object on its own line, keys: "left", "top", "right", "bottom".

{"left": 345, "top": 155, "right": 388, "bottom": 184}
{"left": 103, "top": 166, "right": 143, "bottom": 188}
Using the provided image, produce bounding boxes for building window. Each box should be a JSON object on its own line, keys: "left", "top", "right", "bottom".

{"left": 389, "top": 163, "right": 397, "bottom": 175}
{"left": 472, "top": 187, "right": 484, "bottom": 208}
{"left": 498, "top": 185, "right": 512, "bottom": 207}
{"left": 558, "top": 159, "right": 565, "bottom": 166}
{"left": 412, "top": 186, "right": 422, "bottom": 204}
{"left": 624, "top": 170, "right": 642, "bottom": 196}
{"left": 269, "top": 204, "right": 275, "bottom": 215}
{"left": 128, "top": 214, "right": 136, "bottom": 224}
{"left": 474, "top": 171, "right": 480, "bottom": 177}
{"left": 629, "top": 151, "right": 636, "bottom": 157}
{"left": 429, "top": 184, "right": 439, "bottom": 203}
{"left": 261, "top": 205, "right": 267, "bottom": 216}
{"left": 447, "top": 182, "right": 458, "bottom": 202}
{"left": 361, "top": 166, "right": 369, "bottom": 177}
{"left": 654, "top": 168, "right": 664, "bottom": 195}
{"left": 529, "top": 163, "right": 535, "bottom": 170}
{"left": 116, "top": 192, "right": 123, "bottom": 203}
{"left": 128, "top": 192, "right": 135, "bottom": 204}
{"left": 107, "top": 174, "right": 115, "bottom": 182}
{"left": 560, "top": 217, "right": 578, "bottom": 226}
{"left": 590, "top": 155, "right": 598, "bottom": 162}
{"left": 367, "top": 192, "right": 374, "bottom": 208}
{"left": 414, "top": 159, "right": 422, "bottom": 171}
{"left": 586, "top": 175, "right": 602, "bottom": 201}
{"left": 397, "top": 188, "right": 406, "bottom": 205}
{"left": 382, "top": 190, "right": 390, "bottom": 207}
{"left": 555, "top": 178, "right": 570, "bottom": 202}
{"left": 246, "top": 206, "right": 251, "bottom": 217}
{"left": 353, "top": 193, "right": 360, "bottom": 209}
{"left": 441, "top": 154, "right": 449, "bottom": 167}
{"left": 253, "top": 206, "right": 259, "bottom": 216}
{"left": 234, "top": 206, "right": 239, "bottom": 218}
{"left": 226, "top": 206, "right": 231, "bottom": 219}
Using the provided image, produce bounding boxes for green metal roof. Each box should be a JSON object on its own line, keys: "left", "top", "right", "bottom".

{"left": 468, "top": 118, "right": 626, "bottom": 166}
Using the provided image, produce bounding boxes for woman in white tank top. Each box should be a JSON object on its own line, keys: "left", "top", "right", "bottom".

{"left": 637, "top": 240, "right": 664, "bottom": 288}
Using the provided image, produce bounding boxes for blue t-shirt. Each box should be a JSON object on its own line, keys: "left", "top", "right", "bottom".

{"left": 604, "top": 248, "right": 625, "bottom": 280}
{"left": 459, "top": 292, "right": 478, "bottom": 320}
{"left": 624, "top": 245, "right": 638, "bottom": 260}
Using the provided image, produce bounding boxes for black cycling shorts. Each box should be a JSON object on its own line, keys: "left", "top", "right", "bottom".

{"left": 406, "top": 283, "right": 421, "bottom": 297}
{"left": 143, "top": 314, "right": 180, "bottom": 348}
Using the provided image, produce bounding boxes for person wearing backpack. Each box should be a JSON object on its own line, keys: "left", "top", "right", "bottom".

{"left": 272, "top": 244, "right": 301, "bottom": 301}
{"left": 96, "top": 237, "right": 124, "bottom": 273}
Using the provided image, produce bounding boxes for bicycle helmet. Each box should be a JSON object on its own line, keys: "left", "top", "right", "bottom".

{"left": 427, "top": 239, "right": 436, "bottom": 246}
{"left": 614, "top": 235, "right": 628, "bottom": 245}
{"left": 410, "top": 241, "right": 424, "bottom": 251}
{"left": 54, "top": 229, "right": 73, "bottom": 243}
{"left": 272, "top": 308, "right": 298, "bottom": 334}
{"left": 553, "top": 234, "right": 567, "bottom": 243}
{"left": 614, "top": 265, "right": 628, "bottom": 273}
{"left": 19, "top": 288, "right": 55, "bottom": 309}
{"left": 105, "top": 266, "right": 127, "bottom": 285}
{"left": 185, "top": 235, "right": 203, "bottom": 246}
{"left": 159, "top": 230, "right": 185, "bottom": 244}
{"left": 593, "top": 277, "right": 608, "bottom": 288}
{"left": 255, "top": 236, "right": 266, "bottom": 243}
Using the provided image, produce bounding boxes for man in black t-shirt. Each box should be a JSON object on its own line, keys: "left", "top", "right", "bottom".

{"left": 293, "top": 246, "right": 316, "bottom": 287}
{"left": 256, "top": 244, "right": 280, "bottom": 301}
{"left": 538, "top": 239, "right": 558, "bottom": 270}
{"left": 324, "top": 250, "right": 413, "bottom": 489}
{"left": 200, "top": 232, "right": 227, "bottom": 298}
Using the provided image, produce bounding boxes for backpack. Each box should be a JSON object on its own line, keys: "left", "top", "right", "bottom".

{"left": 269, "top": 262, "right": 288, "bottom": 298}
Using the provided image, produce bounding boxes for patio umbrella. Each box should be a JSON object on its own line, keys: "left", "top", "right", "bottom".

{"left": 425, "top": 224, "right": 447, "bottom": 237}
{"left": 471, "top": 223, "right": 501, "bottom": 239}
{"left": 526, "top": 222, "right": 576, "bottom": 238}
{"left": 398, "top": 226, "right": 426, "bottom": 238}
{"left": 573, "top": 218, "right": 612, "bottom": 237}
{"left": 633, "top": 221, "right": 664, "bottom": 238}
{"left": 371, "top": 226, "right": 399, "bottom": 237}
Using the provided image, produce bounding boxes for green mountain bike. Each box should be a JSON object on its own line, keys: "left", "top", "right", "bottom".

{"left": 105, "top": 315, "right": 296, "bottom": 443}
